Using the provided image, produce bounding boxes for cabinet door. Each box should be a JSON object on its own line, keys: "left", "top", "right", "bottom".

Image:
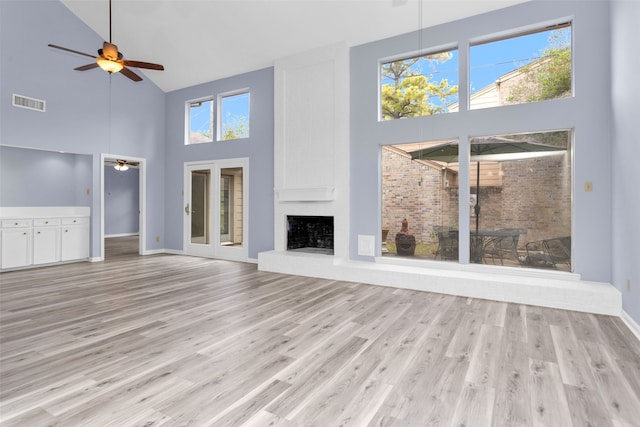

{"left": 61, "top": 225, "right": 89, "bottom": 261}
{"left": 33, "top": 227, "right": 60, "bottom": 265}
{"left": 1, "top": 228, "right": 32, "bottom": 269}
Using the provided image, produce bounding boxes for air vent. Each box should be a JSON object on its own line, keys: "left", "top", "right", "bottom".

{"left": 12, "top": 94, "right": 46, "bottom": 112}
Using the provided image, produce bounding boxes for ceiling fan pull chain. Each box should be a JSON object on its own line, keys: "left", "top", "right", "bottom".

{"left": 108, "top": 0, "right": 112, "bottom": 43}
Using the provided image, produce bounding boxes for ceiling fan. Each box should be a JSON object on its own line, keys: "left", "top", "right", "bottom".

{"left": 48, "top": 0, "right": 164, "bottom": 82}
{"left": 107, "top": 159, "right": 139, "bottom": 171}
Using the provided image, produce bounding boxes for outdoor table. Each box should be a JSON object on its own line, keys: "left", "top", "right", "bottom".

{"left": 470, "top": 228, "right": 527, "bottom": 264}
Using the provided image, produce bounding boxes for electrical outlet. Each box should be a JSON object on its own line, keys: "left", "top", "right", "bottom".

{"left": 584, "top": 181, "right": 593, "bottom": 192}
{"left": 156, "top": 236, "right": 160, "bottom": 243}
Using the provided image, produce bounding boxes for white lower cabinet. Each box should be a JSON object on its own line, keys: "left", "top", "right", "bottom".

{"left": 33, "top": 219, "right": 61, "bottom": 265}
{"left": 0, "top": 207, "right": 90, "bottom": 270}
{"left": 1, "top": 224, "right": 32, "bottom": 269}
{"left": 61, "top": 218, "right": 89, "bottom": 261}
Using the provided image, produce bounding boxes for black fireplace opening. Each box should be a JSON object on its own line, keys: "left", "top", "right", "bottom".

{"left": 287, "top": 215, "right": 334, "bottom": 255}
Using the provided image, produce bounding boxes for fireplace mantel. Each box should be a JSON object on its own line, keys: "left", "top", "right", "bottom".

{"left": 275, "top": 187, "right": 334, "bottom": 202}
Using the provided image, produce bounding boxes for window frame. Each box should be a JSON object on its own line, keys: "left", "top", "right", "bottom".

{"left": 375, "top": 19, "right": 576, "bottom": 270}
{"left": 468, "top": 20, "right": 573, "bottom": 111}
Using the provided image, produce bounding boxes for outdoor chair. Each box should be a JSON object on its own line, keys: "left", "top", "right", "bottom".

{"left": 524, "top": 236, "right": 571, "bottom": 269}
{"left": 482, "top": 228, "right": 526, "bottom": 265}
{"left": 434, "top": 226, "right": 459, "bottom": 260}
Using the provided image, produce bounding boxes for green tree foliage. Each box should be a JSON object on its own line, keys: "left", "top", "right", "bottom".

{"left": 222, "top": 116, "right": 249, "bottom": 140}
{"left": 508, "top": 29, "right": 572, "bottom": 103}
{"left": 381, "top": 53, "right": 459, "bottom": 120}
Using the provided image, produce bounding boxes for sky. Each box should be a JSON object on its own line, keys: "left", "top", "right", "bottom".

{"left": 469, "top": 29, "right": 563, "bottom": 92}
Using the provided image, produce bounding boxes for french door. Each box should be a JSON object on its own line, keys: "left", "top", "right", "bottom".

{"left": 183, "top": 159, "right": 248, "bottom": 261}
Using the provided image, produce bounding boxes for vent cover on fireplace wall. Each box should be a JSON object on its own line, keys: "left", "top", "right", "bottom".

{"left": 12, "top": 94, "right": 46, "bottom": 112}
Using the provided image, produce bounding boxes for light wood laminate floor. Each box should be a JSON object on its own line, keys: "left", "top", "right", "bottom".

{"left": 1, "top": 239, "right": 639, "bottom": 426}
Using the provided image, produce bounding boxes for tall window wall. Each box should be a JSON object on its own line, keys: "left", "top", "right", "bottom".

{"left": 379, "top": 21, "right": 574, "bottom": 272}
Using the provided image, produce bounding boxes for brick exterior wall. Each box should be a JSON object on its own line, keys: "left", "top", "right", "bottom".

{"left": 498, "top": 154, "right": 572, "bottom": 243}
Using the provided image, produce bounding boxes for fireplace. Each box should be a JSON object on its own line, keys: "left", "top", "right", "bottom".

{"left": 287, "top": 215, "right": 334, "bottom": 255}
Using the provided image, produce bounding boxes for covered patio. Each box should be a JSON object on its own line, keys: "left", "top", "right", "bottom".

{"left": 381, "top": 130, "right": 572, "bottom": 271}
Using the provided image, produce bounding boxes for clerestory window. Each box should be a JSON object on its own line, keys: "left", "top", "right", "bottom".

{"left": 380, "top": 48, "right": 459, "bottom": 121}
{"left": 185, "top": 90, "right": 250, "bottom": 144}
{"left": 467, "top": 22, "right": 572, "bottom": 110}
{"left": 219, "top": 91, "right": 250, "bottom": 141}
{"left": 186, "top": 98, "right": 214, "bottom": 145}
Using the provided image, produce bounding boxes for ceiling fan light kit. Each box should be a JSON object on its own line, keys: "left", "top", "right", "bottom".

{"left": 114, "top": 160, "right": 129, "bottom": 172}
{"left": 97, "top": 57, "right": 124, "bottom": 73}
{"left": 48, "top": 0, "right": 163, "bottom": 82}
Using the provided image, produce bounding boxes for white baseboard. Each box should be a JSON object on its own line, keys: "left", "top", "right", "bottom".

{"left": 105, "top": 233, "right": 139, "bottom": 238}
{"left": 621, "top": 310, "right": 640, "bottom": 342}
{"left": 89, "top": 256, "right": 104, "bottom": 262}
{"left": 140, "top": 248, "right": 168, "bottom": 256}
{"left": 163, "top": 249, "right": 184, "bottom": 255}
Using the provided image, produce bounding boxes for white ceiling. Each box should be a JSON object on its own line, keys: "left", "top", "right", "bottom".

{"left": 60, "top": 0, "right": 528, "bottom": 93}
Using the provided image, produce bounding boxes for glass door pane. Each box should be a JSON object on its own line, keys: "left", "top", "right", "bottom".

{"left": 220, "top": 167, "right": 243, "bottom": 247}
{"left": 220, "top": 174, "right": 231, "bottom": 242}
{"left": 191, "top": 170, "right": 210, "bottom": 244}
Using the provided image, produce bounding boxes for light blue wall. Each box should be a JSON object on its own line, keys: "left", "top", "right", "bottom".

{"left": 104, "top": 166, "right": 139, "bottom": 236}
{"left": 0, "top": 146, "right": 92, "bottom": 207}
{"left": 351, "top": 1, "right": 613, "bottom": 282}
{"left": 0, "top": 0, "right": 166, "bottom": 258}
{"left": 164, "top": 68, "right": 274, "bottom": 259}
{"left": 611, "top": 1, "right": 640, "bottom": 324}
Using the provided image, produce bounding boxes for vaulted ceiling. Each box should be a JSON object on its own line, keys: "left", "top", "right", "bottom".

{"left": 60, "top": 0, "right": 529, "bottom": 93}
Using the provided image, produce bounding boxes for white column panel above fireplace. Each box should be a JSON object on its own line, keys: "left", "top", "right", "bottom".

{"left": 280, "top": 60, "right": 335, "bottom": 190}
{"left": 272, "top": 43, "right": 349, "bottom": 258}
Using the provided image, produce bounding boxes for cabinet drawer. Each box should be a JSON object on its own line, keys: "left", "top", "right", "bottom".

{"left": 2, "top": 219, "right": 32, "bottom": 228}
{"left": 61, "top": 217, "right": 89, "bottom": 226}
{"left": 34, "top": 218, "right": 61, "bottom": 227}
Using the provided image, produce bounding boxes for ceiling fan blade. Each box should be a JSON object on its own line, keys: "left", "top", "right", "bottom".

{"left": 48, "top": 44, "right": 96, "bottom": 59}
{"left": 103, "top": 41, "right": 119, "bottom": 60}
{"left": 123, "top": 60, "right": 164, "bottom": 71}
{"left": 120, "top": 67, "right": 143, "bottom": 82}
{"left": 74, "top": 63, "right": 99, "bottom": 71}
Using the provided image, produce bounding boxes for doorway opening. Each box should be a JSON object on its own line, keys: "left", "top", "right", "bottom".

{"left": 101, "top": 154, "right": 146, "bottom": 260}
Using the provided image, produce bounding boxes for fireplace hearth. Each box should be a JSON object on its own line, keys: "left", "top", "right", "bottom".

{"left": 287, "top": 216, "right": 334, "bottom": 255}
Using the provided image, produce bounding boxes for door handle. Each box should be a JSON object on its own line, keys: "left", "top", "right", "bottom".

{"left": 185, "top": 203, "right": 190, "bottom": 215}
